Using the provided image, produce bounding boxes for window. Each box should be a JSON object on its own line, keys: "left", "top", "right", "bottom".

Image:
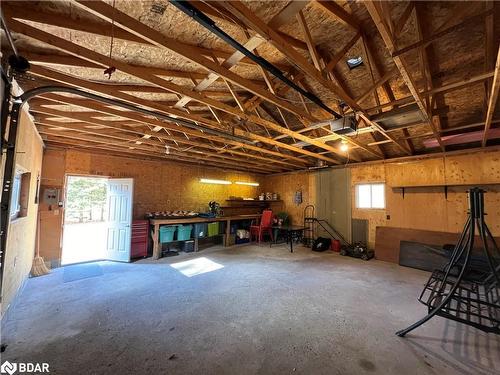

{"left": 355, "top": 183, "right": 385, "bottom": 209}
{"left": 10, "top": 172, "right": 22, "bottom": 218}
{"left": 9, "top": 169, "right": 31, "bottom": 220}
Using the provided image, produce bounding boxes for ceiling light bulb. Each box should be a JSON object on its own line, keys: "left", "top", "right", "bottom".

{"left": 340, "top": 140, "right": 349, "bottom": 152}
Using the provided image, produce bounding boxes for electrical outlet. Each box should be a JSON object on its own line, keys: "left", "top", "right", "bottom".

{"left": 386, "top": 215, "right": 391, "bottom": 220}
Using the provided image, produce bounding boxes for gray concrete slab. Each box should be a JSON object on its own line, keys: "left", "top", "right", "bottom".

{"left": 1, "top": 244, "right": 499, "bottom": 374}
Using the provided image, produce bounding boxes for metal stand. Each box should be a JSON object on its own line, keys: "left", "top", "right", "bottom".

{"left": 396, "top": 188, "right": 500, "bottom": 337}
{"left": 303, "top": 205, "right": 315, "bottom": 248}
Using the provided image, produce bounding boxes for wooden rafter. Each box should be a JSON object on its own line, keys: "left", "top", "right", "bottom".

{"left": 36, "top": 121, "right": 282, "bottom": 173}
{"left": 34, "top": 114, "right": 291, "bottom": 172}
{"left": 189, "top": 0, "right": 310, "bottom": 50}
{"left": 219, "top": 1, "right": 358, "bottom": 110}
{"left": 42, "top": 134, "right": 266, "bottom": 173}
{"left": 392, "top": 8, "right": 494, "bottom": 58}
{"left": 365, "top": 1, "right": 445, "bottom": 152}
{"left": 219, "top": 1, "right": 412, "bottom": 156}
{"left": 1, "top": 2, "right": 276, "bottom": 69}
{"left": 393, "top": 2, "right": 415, "bottom": 38}
{"left": 314, "top": 1, "right": 360, "bottom": 30}
{"left": 35, "top": 91, "right": 309, "bottom": 168}
{"left": 364, "top": 71, "right": 495, "bottom": 113}
{"left": 482, "top": 47, "right": 500, "bottom": 147}
{"left": 296, "top": 10, "right": 322, "bottom": 71}
{"left": 71, "top": 1, "right": 313, "bottom": 122}
{"left": 63, "top": 1, "right": 357, "bottom": 161}
{"left": 171, "top": 0, "right": 307, "bottom": 110}
{"left": 5, "top": 16, "right": 350, "bottom": 165}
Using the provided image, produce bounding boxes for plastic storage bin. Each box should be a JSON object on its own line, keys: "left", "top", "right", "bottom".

{"left": 159, "top": 226, "right": 176, "bottom": 243}
{"left": 194, "top": 223, "right": 208, "bottom": 238}
{"left": 207, "top": 222, "right": 220, "bottom": 237}
{"left": 177, "top": 225, "right": 193, "bottom": 241}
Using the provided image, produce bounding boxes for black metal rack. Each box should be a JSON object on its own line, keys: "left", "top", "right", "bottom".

{"left": 303, "top": 205, "right": 352, "bottom": 248}
{"left": 397, "top": 188, "right": 500, "bottom": 336}
{"left": 303, "top": 205, "right": 315, "bottom": 248}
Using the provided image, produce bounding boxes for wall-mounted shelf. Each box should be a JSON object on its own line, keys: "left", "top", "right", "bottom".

{"left": 225, "top": 199, "right": 282, "bottom": 203}
{"left": 392, "top": 183, "right": 499, "bottom": 200}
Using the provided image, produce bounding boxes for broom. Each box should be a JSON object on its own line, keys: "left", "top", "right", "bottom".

{"left": 31, "top": 212, "right": 50, "bottom": 277}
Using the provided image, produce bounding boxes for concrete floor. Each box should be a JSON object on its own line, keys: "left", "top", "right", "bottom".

{"left": 2, "top": 244, "right": 499, "bottom": 375}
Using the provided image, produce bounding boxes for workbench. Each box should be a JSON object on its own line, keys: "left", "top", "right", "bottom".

{"left": 150, "top": 214, "right": 261, "bottom": 259}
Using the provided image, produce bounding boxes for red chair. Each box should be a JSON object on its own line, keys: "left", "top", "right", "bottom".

{"left": 250, "top": 210, "right": 274, "bottom": 243}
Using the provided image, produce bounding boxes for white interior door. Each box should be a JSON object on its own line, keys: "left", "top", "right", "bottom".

{"left": 105, "top": 178, "right": 133, "bottom": 262}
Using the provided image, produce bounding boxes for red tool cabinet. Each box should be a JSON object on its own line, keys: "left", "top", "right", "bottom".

{"left": 131, "top": 220, "right": 149, "bottom": 258}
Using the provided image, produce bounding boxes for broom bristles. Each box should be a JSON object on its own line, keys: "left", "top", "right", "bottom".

{"left": 31, "top": 256, "right": 50, "bottom": 277}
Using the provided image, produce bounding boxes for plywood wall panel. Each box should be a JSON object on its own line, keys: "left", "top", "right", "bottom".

{"left": 266, "top": 150, "right": 500, "bottom": 255}
{"left": 445, "top": 151, "right": 500, "bottom": 185}
{"left": 261, "top": 171, "right": 312, "bottom": 225}
{"left": 3, "top": 108, "right": 44, "bottom": 316}
{"left": 385, "top": 158, "right": 446, "bottom": 187}
{"left": 38, "top": 149, "right": 262, "bottom": 263}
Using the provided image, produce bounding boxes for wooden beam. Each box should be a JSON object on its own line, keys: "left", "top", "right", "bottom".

{"left": 8, "top": 17, "right": 347, "bottom": 164}
{"left": 314, "top": 1, "right": 360, "bottom": 30}
{"left": 36, "top": 121, "right": 283, "bottom": 173}
{"left": 393, "top": 2, "right": 415, "bottom": 37}
{"left": 484, "top": 1, "right": 495, "bottom": 114}
{"left": 1, "top": 2, "right": 269, "bottom": 69}
{"left": 222, "top": 2, "right": 401, "bottom": 158}
{"left": 364, "top": 71, "right": 495, "bottom": 113}
{"left": 219, "top": 1, "right": 359, "bottom": 110}
{"left": 17, "top": 51, "right": 222, "bottom": 80}
{"left": 296, "top": 10, "right": 322, "bottom": 71}
{"left": 482, "top": 47, "right": 500, "bottom": 146}
{"left": 187, "top": 0, "right": 309, "bottom": 50}
{"left": 391, "top": 8, "right": 494, "bottom": 57}
{"left": 29, "top": 68, "right": 319, "bottom": 166}
{"left": 71, "top": 1, "right": 313, "bottom": 122}
{"left": 355, "top": 67, "right": 398, "bottom": 104}
{"left": 34, "top": 115, "right": 290, "bottom": 171}
{"left": 42, "top": 134, "right": 265, "bottom": 173}
{"left": 324, "top": 32, "right": 361, "bottom": 73}
{"left": 34, "top": 91, "right": 308, "bottom": 167}
{"left": 365, "top": 1, "right": 444, "bottom": 152}
{"left": 38, "top": 126, "right": 279, "bottom": 173}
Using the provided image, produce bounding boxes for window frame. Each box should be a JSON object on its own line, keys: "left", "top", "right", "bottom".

{"left": 10, "top": 171, "right": 23, "bottom": 219}
{"left": 9, "top": 168, "right": 31, "bottom": 220}
{"left": 355, "top": 183, "right": 386, "bottom": 210}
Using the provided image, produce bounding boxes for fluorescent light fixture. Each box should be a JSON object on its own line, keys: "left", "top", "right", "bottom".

{"left": 200, "top": 178, "right": 231, "bottom": 185}
{"left": 235, "top": 181, "right": 260, "bottom": 187}
{"left": 170, "top": 257, "right": 224, "bottom": 277}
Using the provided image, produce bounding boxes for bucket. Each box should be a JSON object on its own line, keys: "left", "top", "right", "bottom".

{"left": 332, "top": 239, "right": 341, "bottom": 252}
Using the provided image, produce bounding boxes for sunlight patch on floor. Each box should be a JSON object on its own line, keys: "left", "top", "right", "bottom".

{"left": 170, "top": 257, "right": 224, "bottom": 277}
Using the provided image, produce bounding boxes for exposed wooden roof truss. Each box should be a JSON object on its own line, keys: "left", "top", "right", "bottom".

{"left": 1, "top": 0, "right": 498, "bottom": 173}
